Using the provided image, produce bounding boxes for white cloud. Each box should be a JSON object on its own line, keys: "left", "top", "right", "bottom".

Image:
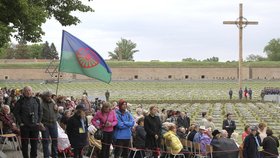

{"left": 39, "top": 0, "right": 280, "bottom": 61}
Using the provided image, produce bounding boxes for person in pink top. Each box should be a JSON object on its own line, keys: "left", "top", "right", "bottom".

{"left": 92, "top": 102, "right": 118, "bottom": 158}
{"left": 242, "top": 125, "right": 251, "bottom": 141}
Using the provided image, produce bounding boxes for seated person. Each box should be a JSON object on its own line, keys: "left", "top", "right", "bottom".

{"left": 0, "top": 105, "right": 20, "bottom": 134}
{"left": 163, "top": 123, "right": 183, "bottom": 154}
{"left": 177, "top": 126, "right": 188, "bottom": 139}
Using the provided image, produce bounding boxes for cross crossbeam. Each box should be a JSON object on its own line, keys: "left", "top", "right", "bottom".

{"left": 223, "top": 3, "right": 258, "bottom": 88}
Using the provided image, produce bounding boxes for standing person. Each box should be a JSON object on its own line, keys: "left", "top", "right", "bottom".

{"left": 239, "top": 88, "right": 243, "bottom": 100}
{"left": 200, "top": 112, "right": 207, "bottom": 126}
{"left": 133, "top": 117, "right": 146, "bottom": 158}
{"left": 260, "top": 90, "right": 265, "bottom": 101}
{"left": 83, "top": 90, "right": 88, "bottom": 96}
{"left": 262, "top": 128, "right": 279, "bottom": 158}
{"left": 222, "top": 113, "right": 236, "bottom": 138}
{"left": 144, "top": 106, "right": 162, "bottom": 158}
{"left": 248, "top": 88, "right": 253, "bottom": 100}
{"left": 243, "top": 126, "right": 261, "bottom": 158}
{"left": 14, "top": 86, "right": 42, "bottom": 158}
{"left": 114, "top": 99, "right": 135, "bottom": 158}
{"left": 244, "top": 87, "right": 248, "bottom": 100}
{"left": 258, "top": 122, "right": 267, "bottom": 143}
{"left": 92, "top": 102, "right": 117, "bottom": 158}
{"left": 66, "top": 105, "right": 88, "bottom": 158}
{"left": 177, "top": 112, "right": 190, "bottom": 131}
{"left": 229, "top": 88, "right": 233, "bottom": 100}
{"left": 0, "top": 89, "right": 4, "bottom": 107}
{"left": 105, "top": 90, "right": 110, "bottom": 102}
{"left": 205, "top": 116, "right": 216, "bottom": 131}
{"left": 80, "top": 95, "right": 92, "bottom": 113}
{"left": 40, "top": 91, "right": 59, "bottom": 158}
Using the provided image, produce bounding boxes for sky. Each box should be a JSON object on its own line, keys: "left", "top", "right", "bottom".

{"left": 40, "top": 0, "right": 280, "bottom": 62}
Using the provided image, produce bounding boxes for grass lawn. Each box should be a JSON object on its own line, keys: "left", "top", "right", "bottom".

{"left": 1, "top": 80, "right": 279, "bottom": 102}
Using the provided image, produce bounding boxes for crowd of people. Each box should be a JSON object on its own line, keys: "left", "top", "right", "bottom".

{"left": 262, "top": 87, "right": 280, "bottom": 95}
{"left": 0, "top": 86, "right": 280, "bottom": 158}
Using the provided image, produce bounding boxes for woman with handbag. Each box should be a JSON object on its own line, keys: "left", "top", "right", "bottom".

{"left": 92, "top": 102, "right": 118, "bottom": 158}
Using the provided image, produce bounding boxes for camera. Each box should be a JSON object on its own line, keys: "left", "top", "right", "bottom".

{"left": 30, "top": 112, "right": 35, "bottom": 124}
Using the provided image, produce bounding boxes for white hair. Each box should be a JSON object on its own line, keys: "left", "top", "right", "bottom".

{"left": 3, "top": 105, "right": 10, "bottom": 114}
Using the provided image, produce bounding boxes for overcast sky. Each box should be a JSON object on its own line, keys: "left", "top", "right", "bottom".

{"left": 41, "top": 0, "right": 280, "bottom": 62}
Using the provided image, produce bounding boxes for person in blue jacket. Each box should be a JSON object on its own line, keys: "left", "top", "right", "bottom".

{"left": 114, "top": 99, "right": 135, "bottom": 158}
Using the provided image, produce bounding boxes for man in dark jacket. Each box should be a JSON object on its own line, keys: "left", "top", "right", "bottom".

{"left": 222, "top": 113, "right": 236, "bottom": 138}
{"left": 262, "top": 128, "right": 279, "bottom": 158}
{"left": 177, "top": 112, "right": 190, "bottom": 131}
{"left": 187, "top": 124, "right": 199, "bottom": 141}
{"left": 229, "top": 88, "right": 233, "bottom": 99}
{"left": 41, "top": 91, "right": 59, "bottom": 158}
{"left": 66, "top": 105, "right": 88, "bottom": 158}
{"left": 239, "top": 88, "right": 243, "bottom": 100}
{"left": 243, "top": 126, "right": 261, "bottom": 158}
{"left": 14, "top": 86, "right": 42, "bottom": 158}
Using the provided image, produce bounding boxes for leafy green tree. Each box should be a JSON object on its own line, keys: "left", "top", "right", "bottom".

{"left": 108, "top": 38, "right": 139, "bottom": 61}
{"left": 203, "top": 56, "right": 219, "bottom": 62}
{"left": 50, "top": 43, "right": 59, "bottom": 59}
{"left": 28, "top": 44, "right": 44, "bottom": 59}
{"left": 182, "top": 58, "right": 199, "bottom": 62}
{"left": 42, "top": 41, "right": 52, "bottom": 59}
{"left": 15, "top": 44, "right": 30, "bottom": 59}
{"left": 264, "top": 38, "right": 280, "bottom": 61}
{"left": 246, "top": 54, "right": 267, "bottom": 61}
{"left": 0, "top": 0, "right": 93, "bottom": 47}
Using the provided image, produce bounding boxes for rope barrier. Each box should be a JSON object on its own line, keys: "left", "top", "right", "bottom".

{"left": 17, "top": 136, "right": 280, "bottom": 157}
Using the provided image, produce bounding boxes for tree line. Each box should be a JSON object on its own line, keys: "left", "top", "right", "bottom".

{"left": 0, "top": 41, "right": 58, "bottom": 59}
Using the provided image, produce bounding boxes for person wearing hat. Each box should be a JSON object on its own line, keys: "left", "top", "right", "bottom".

{"left": 212, "top": 129, "right": 221, "bottom": 139}
{"left": 210, "top": 129, "right": 239, "bottom": 158}
{"left": 193, "top": 126, "right": 212, "bottom": 155}
{"left": 66, "top": 105, "right": 88, "bottom": 158}
{"left": 193, "top": 126, "right": 206, "bottom": 143}
{"left": 40, "top": 91, "right": 59, "bottom": 158}
{"left": 243, "top": 125, "right": 261, "bottom": 158}
{"left": 114, "top": 99, "right": 135, "bottom": 158}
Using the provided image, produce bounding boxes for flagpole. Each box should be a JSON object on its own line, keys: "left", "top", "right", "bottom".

{"left": 55, "top": 30, "right": 65, "bottom": 95}
{"left": 55, "top": 67, "right": 61, "bottom": 95}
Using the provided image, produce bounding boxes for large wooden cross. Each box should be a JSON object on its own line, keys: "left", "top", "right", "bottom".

{"left": 223, "top": 3, "right": 258, "bottom": 88}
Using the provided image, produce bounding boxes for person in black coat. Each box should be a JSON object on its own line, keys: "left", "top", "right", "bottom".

{"left": 177, "top": 112, "right": 190, "bottom": 131}
{"left": 66, "top": 105, "right": 88, "bottom": 158}
{"left": 243, "top": 126, "right": 261, "bottom": 158}
{"left": 144, "top": 106, "right": 162, "bottom": 158}
{"left": 222, "top": 113, "right": 236, "bottom": 138}
{"left": 262, "top": 128, "right": 279, "bottom": 158}
{"left": 131, "top": 117, "right": 146, "bottom": 158}
{"left": 187, "top": 124, "right": 199, "bottom": 141}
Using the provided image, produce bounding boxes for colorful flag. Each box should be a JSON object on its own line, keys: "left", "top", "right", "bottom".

{"left": 59, "top": 30, "right": 111, "bottom": 83}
